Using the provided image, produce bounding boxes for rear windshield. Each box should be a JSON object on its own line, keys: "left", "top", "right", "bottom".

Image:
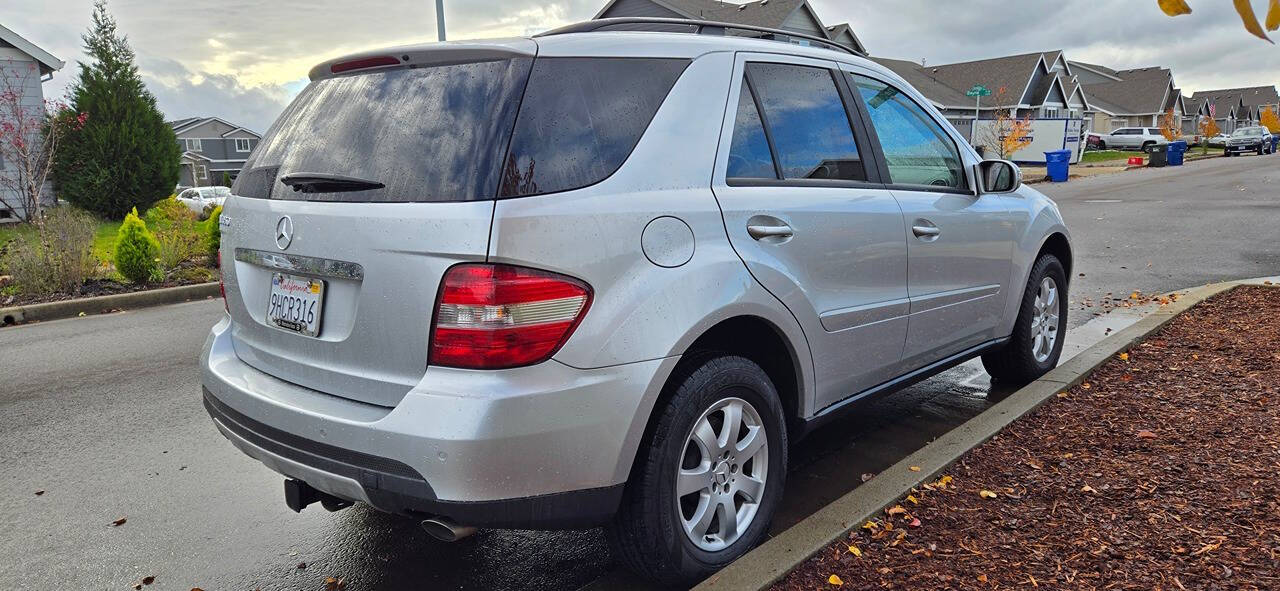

{"left": 236, "top": 56, "right": 689, "bottom": 203}
{"left": 235, "top": 59, "right": 533, "bottom": 203}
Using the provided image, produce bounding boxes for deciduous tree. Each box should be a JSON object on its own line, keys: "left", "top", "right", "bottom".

{"left": 1158, "top": 0, "right": 1280, "bottom": 43}
{"left": 1159, "top": 107, "right": 1180, "bottom": 141}
{"left": 976, "top": 87, "right": 1033, "bottom": 160}
{"left": 0, "top": 62, "right": 85, "bottom": 222}
{"left": 1260, "top": 106, "right": 1280, "bottom": 133}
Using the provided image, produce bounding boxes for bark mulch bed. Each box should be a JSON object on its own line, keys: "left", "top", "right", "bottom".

{"left": 775, "top": 285, "right": 1280, "bottom": 591}
{"left": 1, "top": 267, "right": 215, "bottom": 308}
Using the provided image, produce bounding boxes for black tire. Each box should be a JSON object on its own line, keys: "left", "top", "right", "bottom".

{"left": 982, "top": 254, "right": 1068, "bottom": 384}
{"left": 1097, "top": 140, "right": 1106, "bottom": 150}
{"left": 606, "top": 355, "right": 788, "bottom": 586}
{"left": 1258, "top": 145, "right": 1265, "bottom": 156}
{"left": 1142, "top": 141, "right": 1155, "bottom": 153}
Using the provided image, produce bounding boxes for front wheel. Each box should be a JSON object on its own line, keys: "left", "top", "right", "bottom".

{"left": 982, "top": 254, "right": 1067, "bottom": 384}
{"left": 607, "top": 356, "right": 787, "bottom": 586}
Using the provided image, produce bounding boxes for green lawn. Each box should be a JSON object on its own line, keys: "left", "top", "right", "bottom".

{"left": 0, "top": 215, "right": 120, "bottom": 265}
{"left": 1080, "top": 150, "right": 1145, "bottom": 164}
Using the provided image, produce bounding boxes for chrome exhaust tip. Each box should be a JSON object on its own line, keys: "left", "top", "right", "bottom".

{"left": 420, "top": 517, "right": 477, "bottom": 542}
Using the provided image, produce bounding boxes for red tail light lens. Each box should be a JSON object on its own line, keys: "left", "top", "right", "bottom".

{"left": 217, "top": 251, "right": 228, "bottom": 312}
{"left": 430, "top": 264, "right": 592, "bottom": 369}
{"left": 330, "top": 56, "right": 400, "bottom": 74}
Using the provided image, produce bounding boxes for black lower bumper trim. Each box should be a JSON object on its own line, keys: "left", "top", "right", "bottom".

{"left": 202, "top": 387, "right": 623, "bottom": 529}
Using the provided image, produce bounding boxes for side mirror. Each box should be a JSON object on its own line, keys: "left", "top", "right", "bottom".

{"left": 977, "top": 159, "right": 1021, "bottom": 194}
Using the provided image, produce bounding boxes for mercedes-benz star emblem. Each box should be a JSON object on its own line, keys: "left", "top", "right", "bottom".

{"left": 275, "top": 216, "right": 294, "bottom": 250}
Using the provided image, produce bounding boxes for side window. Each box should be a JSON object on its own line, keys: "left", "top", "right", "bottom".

{"left": 499, "top": 57, "right": 690, "bottom": 197}
{"left": 746, "top": 63, "right": 866, "bottom": 181}
{"left": 850, "top": 74, "right": 967, "bottom": 190}
{"left": 726, "top": 79, "right": 777, "bottom": 179}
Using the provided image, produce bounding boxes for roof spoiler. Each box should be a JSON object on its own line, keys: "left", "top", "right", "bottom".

{"left": 308, "top": 39, "right": 538, "bottom": 81}
{"left": 537, "top": 17, "right": 865, "bottom": 57}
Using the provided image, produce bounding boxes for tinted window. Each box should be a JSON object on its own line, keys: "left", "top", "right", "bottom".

{"left": 235, "top": 59, "right": 532, "bottom": 202}
{"left": 499, "top": 58, "right": 690, "bottom": 197}
{"left": 727, "top": 80, "right": 777, "bottom": 179}
{"left": 746, "top": 63, "right": 865, "bottom": 181}
{"left": 1147, "top": 128, "right": 1161, "bottom": 135}
{"left": 852, "top": 75, "right": 966, "bottom": 190}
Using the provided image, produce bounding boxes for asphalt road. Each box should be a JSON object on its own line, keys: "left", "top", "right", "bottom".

{"left": 2, "top": 153, "right": 1277, "bottom": 591}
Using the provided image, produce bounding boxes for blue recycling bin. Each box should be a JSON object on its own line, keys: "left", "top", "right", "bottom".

{"left": 1044, "top": 149, "right": 1071, "bottom": 182}
{"left": 1272, "top": 135, "right": 1278, "bottom": 153}
{"left": 1167, "top": 140, "right": 1187, "bottom": 166}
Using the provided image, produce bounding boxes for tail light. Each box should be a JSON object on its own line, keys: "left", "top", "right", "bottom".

{"left": 430, "top": 264, "right": 592, "bottom": 369}
{"left": 217, "top": 251, "right": 228, "bottom": 312}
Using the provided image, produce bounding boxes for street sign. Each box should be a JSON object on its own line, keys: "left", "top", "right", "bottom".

{"left": 966, "top": 85, "right": 992, "bottom": 97}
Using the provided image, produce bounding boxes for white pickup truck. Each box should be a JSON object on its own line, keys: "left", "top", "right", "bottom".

{"left": 1087, "top": 127, "right": 1170, "bottom": 152}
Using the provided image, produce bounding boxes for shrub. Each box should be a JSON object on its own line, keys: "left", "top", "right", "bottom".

{"left": 155, "top": 225, "right": 203, "bottom": 272}
{"left": 203, "top": 205, "right": 222, "bottom": 258}
{"left": 114, "top": 208, "right": 159, "bottom": 283}
{"left": 0, "top": 208, "right": 99, "bottom": 296}
{"left": 143, "top": 196, "right": 196, "bottom": 231}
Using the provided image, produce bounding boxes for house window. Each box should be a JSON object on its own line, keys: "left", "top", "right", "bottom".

{"left": 234, "top": 138, "right": 252, "bottom": 152}
{"left": 197, "top": 165, "right": 208, "bottom": 180}
{"left": 186, "top": 138, "right": 202, "bottom": 152}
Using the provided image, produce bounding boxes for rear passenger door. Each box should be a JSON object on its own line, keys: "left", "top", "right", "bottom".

{"left": 712, "top": 54, "right": 909, "bottom": 411}
{"left": 845, "top": 71, "right": 1016, "bottom": 367}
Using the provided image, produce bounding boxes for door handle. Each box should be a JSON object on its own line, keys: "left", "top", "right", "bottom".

{"left": 912, "top": 225, "right": 941, "bottom": 238}
{"left": 747, "top": 224, "right": 794, "bottom": 240}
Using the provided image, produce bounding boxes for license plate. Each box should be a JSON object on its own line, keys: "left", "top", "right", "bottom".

{"left": 267, "top": 273, "right": 325, "bottom": 337}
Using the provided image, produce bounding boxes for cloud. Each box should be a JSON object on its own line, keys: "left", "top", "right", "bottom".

{"left": 10, "top": 0, "right": 1279, "bottom": 137}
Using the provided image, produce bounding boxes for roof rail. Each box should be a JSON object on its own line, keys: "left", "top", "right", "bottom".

{"left": 536, "top": 17, "right": 866, "bottom": 57}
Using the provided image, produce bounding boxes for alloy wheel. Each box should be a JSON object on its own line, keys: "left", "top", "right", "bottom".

{"left": 1031, "top": 276, "right": 1060, "bottom": 363}
{"left": 676, "top": 396, "right": 768, "bottom": 552}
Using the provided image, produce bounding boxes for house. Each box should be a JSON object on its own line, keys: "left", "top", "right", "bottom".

{"left": 169, "top": 116, "right": 261, "bottom": 187}
{"left": 593, "top": 0, "right": 866, "bottom": 53}
{"left": 0, "top": 23, "right": 64, "bottom": 222}
{"left": 1187, "top": 86, "right": 1279, "bottom": 133}
{"left": 1069, "top": 62, "right": 1183, "bottom": 133}
{"left": 870, "top": 50, "right": 1089, "bottom": 140}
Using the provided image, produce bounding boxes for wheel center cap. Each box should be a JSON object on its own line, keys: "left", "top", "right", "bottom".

{"left": 713, "top": 461, "right": 731, "bottom": 485}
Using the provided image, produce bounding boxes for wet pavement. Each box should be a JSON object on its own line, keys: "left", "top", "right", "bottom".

{"left": 3, "top": 155, "right": 1277, "bottom": 590}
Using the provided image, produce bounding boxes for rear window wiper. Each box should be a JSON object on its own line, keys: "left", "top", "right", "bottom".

{"left": 280, "top": 172, "right": 385, "bottom": 194}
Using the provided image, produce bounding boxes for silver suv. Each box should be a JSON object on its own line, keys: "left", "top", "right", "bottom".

{"left": 201, "top": 18, "right": 1071, "bottom": 585}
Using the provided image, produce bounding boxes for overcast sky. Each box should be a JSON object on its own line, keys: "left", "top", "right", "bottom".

{"left": 7, "top": 0, "right": 1278, "bottom": 133}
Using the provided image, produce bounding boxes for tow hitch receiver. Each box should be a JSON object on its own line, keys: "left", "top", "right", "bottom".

{"left": 284, "top": 479, "right": 353, "bottom": 513}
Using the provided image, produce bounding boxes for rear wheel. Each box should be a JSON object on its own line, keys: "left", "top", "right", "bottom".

{"left": 982, "top": 254, "right": 1067, "bottom": 384}
{"left": 1097, "top": 140, "right": 1106, "bottom": 150}
{"left": 607, "top": 356, "right": 787, "bottom": 586}
{"left": 1142, "top": 141, "right": 1155, "bottom": 153}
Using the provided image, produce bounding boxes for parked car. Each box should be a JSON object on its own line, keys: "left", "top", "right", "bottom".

{"left": 200, "top": 19, "right": 1073, "bottom": 585}
{"left": 176, "top": 186, "right": 230, "bottom": 215}
{"left": 1224, "top": 126, "right": 1273, "bottom": 156}
{"left": 1091, "top": 127, "right": 1169, "bottom": 152}
{"left": 1206, "top": 133, "right": 1230, "bottom": 148}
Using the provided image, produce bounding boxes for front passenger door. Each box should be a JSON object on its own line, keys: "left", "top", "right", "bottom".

{"left": 847, "top": 72, "right": 1017, "bottom": 367}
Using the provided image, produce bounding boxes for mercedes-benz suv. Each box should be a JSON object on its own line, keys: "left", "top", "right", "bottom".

{"left": 201, "top": 18, "right": 1072, "bottom": 585}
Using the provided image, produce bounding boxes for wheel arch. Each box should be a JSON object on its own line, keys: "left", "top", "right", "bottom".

{"left": 1037, "top": 231, "right": 1073, "bottom": 279}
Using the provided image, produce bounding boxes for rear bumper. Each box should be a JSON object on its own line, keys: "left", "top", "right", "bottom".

{"left": 200, "top": 314, "right": 675, "bottom": 528}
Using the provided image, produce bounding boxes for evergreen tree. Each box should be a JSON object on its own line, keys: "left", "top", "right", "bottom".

{"left": 53, "top": 0, "right": 180, "bottom": 219}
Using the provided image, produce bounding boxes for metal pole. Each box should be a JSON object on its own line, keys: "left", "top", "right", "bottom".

{"left": 435, "top": 0, "right": 446, "bottom": 41}
{"left": 974, "top": 94, "right": 980, "bottom": 143}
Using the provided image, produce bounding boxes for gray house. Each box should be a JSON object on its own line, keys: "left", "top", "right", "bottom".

{"left": 1187, "top": 86, "right": 1279, "bottom": 134}
{"left": 1069, "top": 62, "right": 1183, "bottom": 134}
{"left": 594, "top": 0, "right": 866, "bottom": 53}
{"left": 169, "top": 116, "right": 261, "bottom": 187}
{"left": 0, "top": 23, "right": 64, "bottom": 222}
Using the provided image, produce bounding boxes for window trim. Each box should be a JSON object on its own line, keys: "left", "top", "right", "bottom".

{"left": 842, "top": 71, "right": 974, "bottom": 196}
{"left": 196, "top": 164, "right": 208, "bottom": 180}
{"left": 234, "top": 138, "right": 252, "bottom": 152}
{"left": 185, "top": 138, "right": 202, "bottom": 152}
{"left": 723, "top": 59, "right": 882, "bottom": 187}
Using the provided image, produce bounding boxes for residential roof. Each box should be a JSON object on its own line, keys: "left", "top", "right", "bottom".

{"left": 1077, "top": 67, "right": 1173, "bottom": 115}
{"left": 595, "top": 0, "right": 860, "bottom": 51}
{"left": 1190, "top": 85, "right": 1279, "bottom": 110}
{"left": 0, "top": 22, "right": 65, "bottom": 76}
{"left": 920, "top": 51, "right": 1046, "bottom": 105}
{"left": 1067, "top": 60, "right": 1121, "bottom": 80}
{"left": 169, "top": 116, "right": 260, "bottom": 137}
{"left": 825, "top": 23, "right": 865, "bottom": 54}
{"left": 869, "top": 57, "right": 972, "bottom": 107}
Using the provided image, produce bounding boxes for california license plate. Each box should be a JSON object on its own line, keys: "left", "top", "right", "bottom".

{"left": 267, "top": 273, "right": 325, "bottom": 337}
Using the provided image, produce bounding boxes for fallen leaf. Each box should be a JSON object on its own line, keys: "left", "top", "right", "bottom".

{"left": 877, "top": 567, "right": 892, "bottom": 575}
{"left": 1081, "top": 382, "right": 1091, "bottom": 390}
{"left": 112, "top": 517, "right": 127, "bottom": 527}
{"left": 1137, "top": 429, "right": 1157, "bottom": 439}
{"left": 828, "top": 574, "right": 844, "bottom": 586}
{"left": 1193, "top": 541, "right": 1222, "bottom": 555}
{"left": 34, "top": 490, "right": 44, "bottom": 496}
{"left": 1119, "top": 352, "right": 1129, "bottom": 361}
{"left": 908, "top": 517, "right": 922, "bottom": 528}
{"left": 887, "top": 505, "right": 907, "bottom": 516}
{"left": 936, "top": 475, "right": 953, "bottom": 489}
{"left": 979, "top": 490, "right": 999, "bottom": 499}
{"left": 1056, "top": 392, "right": 1068, "bottom": 398}
{"left": 909, "top": 465, "right": 921, "bottom": 472}
{"left": 906, "top": 494, "right": 919, "bottom": 505}
{"left": 847, "top": 545, "right": 862, "bottom": 557}
{"left": 1130, "top": 291, "right": 1141, "bottom": 300}
{"left": 191, "top": 588, "right": 205, "bottom": 591}
{"left": 1082, "top": 484, "right": 1098, "bottom": 493}
{"left": 1158, "top": 0, "right": 1192, "bottom": 16}
{"left": 324, "top": 577, "right": 347, "bottom": 591}
{"left": 862, "top": 521, "right": 879, "bottom": 530}
{"left": 860, "top": 473, "right": 875, "bottom": 482}
{"left": 142, "top": 576, "right": 155, "bottom": 585}
{"left": 78, "top": 311, "right": 87, "bottom": 317}
{"left": 133, "top": 585, "right": 142, "bottom": 591}
{"left": 297, "top": 562, "right": 307, "bottom": 570}
{"left": 978, "top": 573, "right": 989, "bottom": 583}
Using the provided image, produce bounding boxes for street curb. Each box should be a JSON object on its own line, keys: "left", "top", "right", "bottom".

{"left": 0, "top": 282, "right": 220, "bottom": 326}
{"left": 693, "top": 281, "right": 1242, "bottom": 591}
